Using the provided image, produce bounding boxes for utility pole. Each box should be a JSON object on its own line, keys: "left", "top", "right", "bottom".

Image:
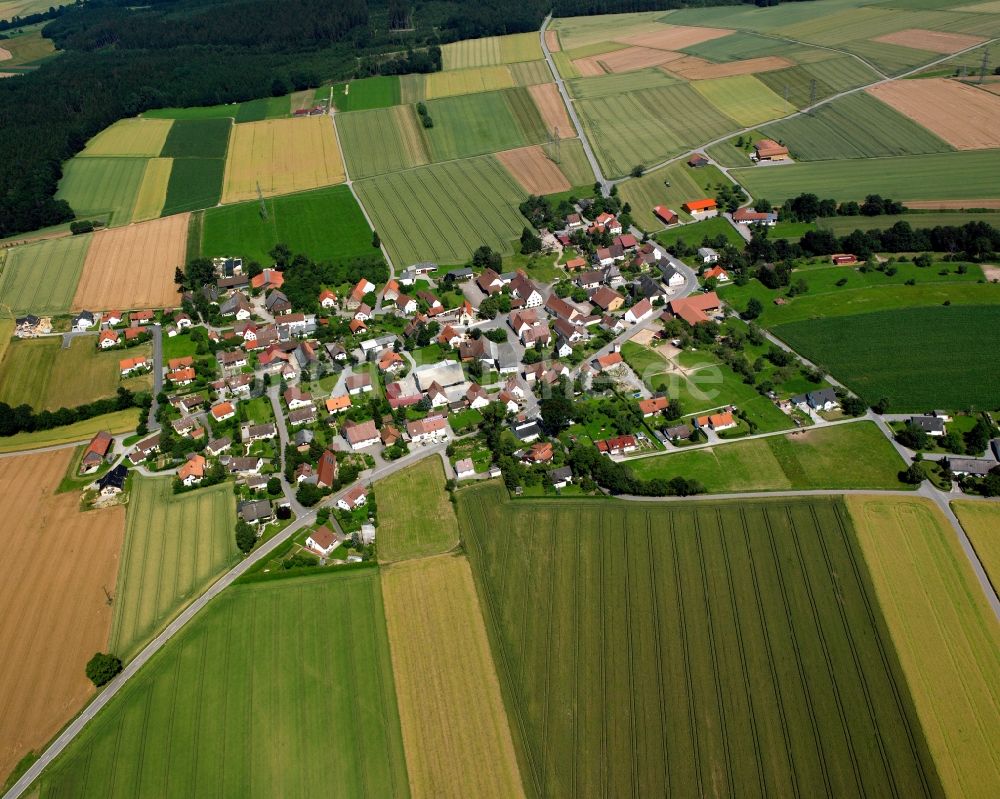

{"left": 809, "top": 78, "right": 817, "bottom": 109}
{"left": 979, "top": 47, "right": 990, "bottom": 84}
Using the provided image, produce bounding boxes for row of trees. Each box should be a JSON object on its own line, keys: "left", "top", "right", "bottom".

{"left": 778, "top": 192, "right": 906, "bottom": 223}
{"left": 0, "top": 387, "right": 146, "bottom": 438}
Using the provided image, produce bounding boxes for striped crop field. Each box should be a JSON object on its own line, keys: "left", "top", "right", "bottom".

{"left": 374, "top": 457, "right": 459, "bottom": 562}
{"left": 693, "top": 74, "right": 796, "bottom": 126}
{"left": 441, "top": 32, "right": 542, "bottom": 70}
{"left": 510, "top": 60, "right": 552, "bottom": 86}
{"left": 79, "top": 118, "right": 173, "bottom": 158}
{"left": 567, "top": 68, "right": 680, "bottom": 99}
{"left": 619, "top": 159, "right": 730, "bottom": 229}
{"left": 337, "top": 105, "right": 430, "bottom": 178}
{"left": 56, "top": 156, "right": 148, "bottom": 226}
{"left": 108, "top": 477, "right": 237, "bottom": 660}
{"left": 131, "top": 157, "right": 173, "bottom": 221}
{"left": 847, "top": 496, "right": 1000, "bottom": 799}
{"left": 577, "top": 85, "right": 738, "bottom": 177}
{"left": 761, "top": 92, "right": 952, "bottom": 161}
{"left": 355, "top": 155, "right": 527, "bottom": 266}
{"left": 424, "top": 65, "right": 515, "bottom": 99}
{"left": 732, "top": 150, "right": 1000, "bottom": 203}
{"left": 952, "top": 501, "right": 1000, "bottom": 592}
{"left": 35, "top": 570, "right": 410, "bottom": 798}
{"left": 0, "top": 233, "right": 90, "bottom": 315}
{"left": 459, "top": 484, "right": 943, "bottom": 799}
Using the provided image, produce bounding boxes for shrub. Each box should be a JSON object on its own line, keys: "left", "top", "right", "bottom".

{"left": 85, "top": 652, "right": 122, "bottom": 687}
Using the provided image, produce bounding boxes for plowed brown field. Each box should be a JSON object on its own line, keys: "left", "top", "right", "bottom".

{"left": 905, "top": 199, "right": 1000, "bottom": 209}
{"left": 867, "top": 79, "right": 1000, "bottom": 149}
{"left": 72, "top": 213, "right": 187, "bottom": 311}
{"left": 666, "top": 54, "right": 793, "bottom": 80}
{"left": 497, "top": 145, "right": 571, "bottom": 194}
{"left": 575, "top": 45, "right": 683, "bottom": 74}
{"left": 381, "top": 555, "right": 524, "bottom": 799}
{"left": 528, "top": 83, "right": 575, "bottom": 137}
{"left": 544, "top": 30, "right": 560, "bottom": 52}
{"left": 618, "top": 24, "right": 732, "bottom": 51}
{"left": 873, "top": 28, "right": 986, "bottom": 53}
{"left": 0, "top": 449, "right": 125, "bottom": 782}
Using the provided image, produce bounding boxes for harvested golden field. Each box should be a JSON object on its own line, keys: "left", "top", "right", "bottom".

{"left": 528, "top": 83, "right": 575, "bottom": 138}
{"left": 867, "top": 79, "right": 1000, "bottom": 150}
{"left": 575, "top": 45, "right": 682, "bottom": 74}
{"left": 381, "top": 555, "right": 524, "bottom": 799}
{"left": 497, "top": 145, "right": 570, "bottom": 194}
{"left": 424, "top": 65, "right": 515, "bottom": 99}
{"left": 81, "top": 118, "right": 173, "bottom": 158}
{"left": 222, "top": 116, "right": 345, "bottom": 203}
{"left": 130, "top": 157, "right": 172, "bottom": 221}
{"left": 665, "top": 54, "right": 793, "bottom": 80}
{"left": 73, "top": 213, "right": 187, "bottom": 310}
{"left": 544, "top": 29, "right": 560, "bottom": 52}
{"left": 847, "top": 495, "right": 1000, "bottom": 799}
{"left": 0, "top": 449, "right": 125, "bottom": 782}
{"left": 952, "top": 501, "right": 1000, "bottom": 591}
{"left": 873, "top": 28, "right": 986, "bottom": 53}
{"left": 618, "top": 23, "right": 732, "bottom": 51}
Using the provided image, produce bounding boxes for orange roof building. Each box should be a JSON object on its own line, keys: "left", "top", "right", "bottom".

{"left": 667, "top": 292, "right": 720, "bottom": 326}
{"left": 325, "top": 394, "right": 352, "bottom": 413}
{"left": 682, "top": 199, "right": 717, "bottom": 213}
{"left": 754, "top": 139, "right": 789, "bottom": 161}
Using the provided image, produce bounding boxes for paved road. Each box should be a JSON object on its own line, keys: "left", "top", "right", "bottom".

{"left": 539, "top": 15, "right": 609, "bottom": 196}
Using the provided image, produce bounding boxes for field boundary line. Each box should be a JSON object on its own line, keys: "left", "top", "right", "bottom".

{"left": 539, "top": 518, "right": 557, "bottom": 787}
{"left": 622, "top": 521, "right": 639, "bottom": 798}
{"left": 217, "top": 598, "right": 235, "bottom": 797}
{"left": 188, "top": 624, "right": 209, "bottom": 792}
{"left": 784, "top": 505, "right": 865, "bottom": 796}
{"left": 599, "top": 510, "right": 609, "bottom": 798}
{"left": 761, "top": 505, "right": 834, "bottom": 796}
{"left": 717, "top": 508, "right": 767, "bottom": 795}
{"left": 572, "top": 521, "right": 581, "bottom": 798}
{"left": 131, "top": 679, "right": 155, "bottom": 793}
{"left": 368, "top": 577, "right": 405, "bottom": 798}
{"left": 644, "top": 513, "right": 670, "bottom": 795}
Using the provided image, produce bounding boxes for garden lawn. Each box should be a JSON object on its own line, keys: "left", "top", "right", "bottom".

{"left": 732, "top": 150, "right": 1000, "bottom": 203}
{"left": 459, "top": 484, "right": 941, "bottom": 798}
{"left": 331, "top": 76, "right": 401, "bottom": 111}
{"left": 374, "top": 457, "right": 459, "bottom": 562}
{"left": 772, "top": 305, "right": 1000, "bottom": 410}
{"left": 655, "top": 216, "right": 744, "bottom": 249}
{"left": 201, "top": 185, "right": 374, "bottom": 265}
{"left": 0, "top": 234, "right": 90, "bottom": 316}
{"left": 108, "top": 477, "right": 237, "bottom": 660}
{"left": 629, "top": 421, "right": 906, "bottom": 491}
{"left": 36, "top": 570, "right": 410, "bottom": 798}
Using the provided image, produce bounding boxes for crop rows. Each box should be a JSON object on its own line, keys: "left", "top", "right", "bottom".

{"left": 458, "top": 485, "right": 940, "bottom": 799}
{"left": 337, "top": 105, "right": 429, "bottom": 178}
{"left": 0, "top": 233, "right": 90, "bottom": 316}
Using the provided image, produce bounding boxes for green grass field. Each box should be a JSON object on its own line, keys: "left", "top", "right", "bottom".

{"left": 374, "top": 457, "right": 459, "bottom": 562}
{"left": 693, "top": 74, "right": 797, "bottom": 126}
{"left": 619, "top": 160, "right": 730, "bottom": 230}
{"left": 108, "top": 477, "right": 237, "bottom": 660}
{"left": 233, "top": 95, "right": 289, "bottom": 122}
{"left": 952, "top": 500, "right": 1000, "bottom": 595}
{"left": 566, "top": 68, "right": 679, "bottom": 99}
{"left": 630, "top": 421, "right": 907, "bottom": 490}
{"left": 0, "top": 408, "right": 136, "bottom": 452}
{"left": 732, "top": 150, "right": 1000, "bottom": 203}
{"left": 355, "top": 155, "right": 527, "bottom": 266}
{"left": 55, "top": 156, "right": 147, "bottom": 226}
{"left": 37, "top": 570, "right": 410, "bottom": 798}
{"left": 817, "top": 211, "right": 1000, "bottom": 233}
{"left": 336, "top": 105, "right": 430, "bottom": 178}
{"left": 654, "top": 216, "right": 745, "bottom": 249}
{"left": 577, "top": 85, "right": 738, "bottom": 178}
{"left": 459, "top": 483, "right": 940, "bottom": 798}
{"left": 142, "top": 103, "right": 239, "bottom": 120}
{"left": 0, "top": 234, "right": 90, "bottom": 315}
{"left": 159, "top": 118, "right": 231, "bottom": 159}
{"left": 160, "top": 157, "right": 225, "bottom": 216}
{"left": 718, "top": 260, "right": 989, "bottom": 324}
{"left": 761, "top": 93, "right": 952, "bottom": 161}
{"left": 331, "top": 75, "right": 401, "bottom": 111}
{"left": 201, "top": 185, "right": 374, "bottom": 265}
{"left": 0, "top": 29, "right": 56, "bottom": 66}
{"left": 510, "top": 60, "right": 552, "bottom": 86}
{"left": 772, "top": 305, "right": 1000, "bottom": 410}
{"left": 423, "top": 88, "right": 548, "bottom": 162}
{"left": 0, "top": 336, "right": 146, "bottom": 411}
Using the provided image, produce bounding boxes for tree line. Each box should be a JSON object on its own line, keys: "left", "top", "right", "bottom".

{"left": 0, "top": 386, "right": 148, "bottom": 438}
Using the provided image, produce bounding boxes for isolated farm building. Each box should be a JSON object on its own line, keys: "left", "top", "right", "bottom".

{"left": 319, "top": 289, "right": 337, "bottom": 308}
{"left": 476, "top": 268, "right": 505, "bottom": 295}
{"left": 682, "top": 199, "right": 717, "bottom": 219}
{"left": 338, "top": 484, "right": 368, "bottom": 511}
{"left": 220, "top": 291, "right": 252, "bottom": 319}
{"left": 343, "top": 419, "right": 380, "bottom": 450}
{"left": 326, "top": 394, "right": 352, "bottom": 414}
{"left": 831, "top": 253, "right": 859, "bottom": 266}
{"left": 654, "top": 206, "right": 679, "bottom": 225}
{"left": 80, "top": 431, "right": 113, "bottom": 474}
{"left": 307, "top": 526, "right": 344, "bottom": 557}
{"left": 238, "top": 499, "right": 273, "bottom": 525}
{"left": 911, "top": 415, "right": 946, "bottom": 436}
{"left": 697, "top": 247, "right": 719, "bottom": 264}
{"left": 589, "top": 286, "right": 624, "bottom": 312}
{"left": 687, "top": 153, "right": 709, "bottom": 168}
{"left": 119, "top": 356, "right": 148, "bottom": 376}
{"left": 346, "top": 372, "right": 373, "bottom": 395}
{"left": 732, "top": 207, "right": 777, "bottom": 226}
{"left": 753, "top": 139, "right": 789, "bottom": 162}
{"left": 455, "top": 458, "right": 476, "bottom": 480}
{"left": 509, "top": 271, "right": 543, "bottom": 307}
{"left": 596, "top": 435, "right": 637, "bottom": 456}
{"left": 73, "top": 310, "right": 96, "bottom": 331}
{"left": 639, "top": 396, "right": 668, "bottom": 417}
{"left": 348, "top": 278, "right": 376, "bottom": 308}
{"left": 316, "top": 449, "right": 339, "bottom": 488}
{"left": 667, "top": 292, "right": 721, "bottom": 326}
{"left": 704, "top": 266, "right": 730, "bottom": 283}
{"left": 946, "top": 457, "right": 994, "bottom": 477}
{"left": 97, "top": 464, "right": 128, "bottom": 496}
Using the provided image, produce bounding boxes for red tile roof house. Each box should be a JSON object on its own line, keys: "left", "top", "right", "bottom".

{"left": 378, "top": 350, "right": 405, "bottom": 373}
{"left": 831, "top": 253, "right": 858, "bottom": 265}
{"left": 348, "top": 278, "right": 375, "bottom": 309}
{"left": 596, "top": 435, "right": 637, "bottom": 456}
{"left": 704, "top": 266, "right": 730, "bottom": 283}
{"left": 476, "top": 268, "right": 504, "bottom": 295}
{"left": 589, "top": 286, "right": 624, "bottom": 312}
{"left": 168, "top": 355, "right": 194, "bottom": 371}
{"left": 211, "top": 401, "right": 236, "bottom": 422}
{"left": 526, "top": 441, "right": 554, "bottom": 463}
{"left": 564, "top": 256, "right": 587, "bottom": 271}
{"left": 316, "top": 449, "right": 339, "bottom": 488}
{"left": 696, "top": 411, "right": 736, "bottom": 432}
{"left": 594, "top": 352, "right": 623, "bottom": 371}
{"left": 385, "top": 380, "right": 422, "bottom": 409}
{"left": 406, "top": 414, "right": 449, "bottom": 443}
{"left": 681, "top": 199, "right": 718, "bottom": 219}
{"left": 98, "top": 329, "right": 120, "bottom": 349}
{"left": 80, "top": 431, "right": 113, "bottom": 473}
{"left": 337, "top": 484, "right": 368, "bottom": 511}
{"left": 654, "top": 206, "right": 679, "bottom": 225}
{"left": 592, "top": 212, "right": 622, "bottom": 235}
{"left": 251, "top": 268, "right": 284, "bottom": 291}
{"left": 544, "top": 293, "right": 582, "bottom": 322}
{"left": 753, "top": 138, "right": 789, "bottom": 162}
{"left": 119, "top": 356, "right": 148, "bottom": 375}
{"left": 319, "top": 289, "right": 337, "bottom": 308}
{"left": 306, "top": 525, "right": 343, "bottom": 557}
{"left": 167, "top": 367, "right": 196, "bottom": 385}
{"left": 124, "top": 326, "right": 149, "bottom": 341}
{"left": 382, "top": 279, "right": 401, "bottom": 302}
{"left": 437, "top": 324, "right": 462, "bottom": 348}
{"left": 523, "top": 324, "right": 551, "bottom": 347}
{"left": 614, "top": 233, "right": 639, "bottom": 250}
{"left": 343, "top": 419, "right": 380, "bottom": 450}
{"left": 639, "top": 396, "right": 668, "bottom": 417}
{"left": 509, "top": 308, "right": 540, "bottom": 338}
{"left": 178, "top": 454, "right": 206, "bottom": 487}
{"left": 625, "top": 298, "right": 654, "bottom": 325}
{"left": 667, "top": 292, "right": 721, "bottom": 326}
